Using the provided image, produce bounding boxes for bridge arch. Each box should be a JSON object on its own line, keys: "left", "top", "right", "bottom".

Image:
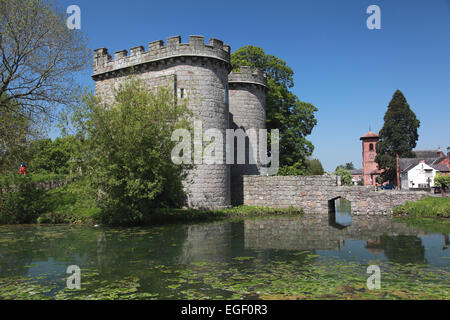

{"left": 328, "top": 196, "right": 352, "bottom": 229}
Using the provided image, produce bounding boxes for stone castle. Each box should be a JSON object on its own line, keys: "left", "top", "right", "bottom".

{"left": 92, "top": 35, "right": 268, "bottom": 209}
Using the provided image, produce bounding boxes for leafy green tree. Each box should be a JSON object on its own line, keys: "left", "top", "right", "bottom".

{"left": 0, "top": 174, "right": 48, "bottom": 224}
{"left": 375, "top": 90, "right": 420, "bottom": 185}
{"left": 335, "top": 162, "right": 355, "bottom": 171}
{"left": 0, "top": 0, "right": 89, "bottom": 172}
{"left": 306, "top": 159, "right": 324, "bottom": 175}
{"left": 231, "top": 45, "right": 317, "bottom": 169}
{"left": 334, "top": 167, "right": 353, "bottom": 185}
{"left": 0, "top": 0, "right": 90, "bottom": 123}
{"left": 276, "top": 160, "right": 307, "bottom": 176}
{"left": 277, "top": 158, "right": 324, "bottom": 176}
{"left": 28, "top": 136, "right": 76, "bottom": 174}
{"left": 434, "top": 173, "right": 450, "bottom": 197}
{"left": 71, "top": 80, "right": 191, "bottom": 225}
{"left": 0, "top": 94, "right": 36, "bottom": 173}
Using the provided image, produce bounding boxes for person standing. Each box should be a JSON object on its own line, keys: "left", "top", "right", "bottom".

{"left": 19, "top": 162, "right": 27, "bottom": 175}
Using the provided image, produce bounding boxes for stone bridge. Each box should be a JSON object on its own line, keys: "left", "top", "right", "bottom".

{"left": 243, "top": 175, "right": 428, "bottom": 215}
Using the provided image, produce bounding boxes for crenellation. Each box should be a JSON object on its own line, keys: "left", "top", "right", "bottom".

{"left": 209, "top": 38, "right": 223, "bottom": 50}
{"left": 130, "top": 46, "right": 144, "bottom": 56}
{"left": 167, "top": 35, "right": 181, "bottom": 49}
{"left": 92, "top": 35, "right": 231, "bottom": 78}
{"left": 189, "top": 35, "right": 205, "bottom": 48}
{"left": 94, "top": 47, "right": 109, "bottom": 57}
{"left": 149, "top": 40, "right": 164, "bottom": 51}
{"left": 228, "top": 66, "right": 268, "bottom": 88}
{"left": 93, "top": 48, "right": 112, "bottom": 73}
{"left": 114, "top": 49, "right": 128, "bottom": 59}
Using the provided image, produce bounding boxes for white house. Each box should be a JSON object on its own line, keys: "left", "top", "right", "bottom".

{"left": 399, "top": 149, "right": 450, "bottom": 190}
{"left": 400, "top": 161, "right": 437, "bottom": 190}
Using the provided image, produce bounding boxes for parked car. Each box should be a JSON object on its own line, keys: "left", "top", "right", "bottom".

{"left": 380, "top": 184, "right": 395, "bottom": 190}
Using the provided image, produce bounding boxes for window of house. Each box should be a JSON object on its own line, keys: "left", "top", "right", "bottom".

{"left": 369, "top": 143, "right": 374, "bottom": 151}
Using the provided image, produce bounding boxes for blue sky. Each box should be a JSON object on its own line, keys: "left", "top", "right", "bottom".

{"left": 55, "top": 0, "right": 450, "bottom": 172}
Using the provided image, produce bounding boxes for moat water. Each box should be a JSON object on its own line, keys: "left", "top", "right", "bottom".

{"left": 0, "top": 201, "right": 449, "bottom": 299}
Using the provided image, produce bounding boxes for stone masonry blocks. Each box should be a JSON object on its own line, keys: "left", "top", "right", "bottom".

{"left": 243, "top": 175, "right": 428, "bottom": 216}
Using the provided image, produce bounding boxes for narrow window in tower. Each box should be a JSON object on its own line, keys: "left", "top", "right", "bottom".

{"left": 369, "top": 143, "right": 374, "bottom": 151}
{"left": 180, "top": 88, "right": 185, "bottom": 99}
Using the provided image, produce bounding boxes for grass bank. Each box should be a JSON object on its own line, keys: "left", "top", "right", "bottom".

{"left": 143, "top": 205, "right": 303, "bottom": 225}
{"left": 393, "top": 197, "right": 450, "bottom": 218}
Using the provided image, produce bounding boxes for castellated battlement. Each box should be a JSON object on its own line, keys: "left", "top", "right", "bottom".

{"left": 228, "top": 66, "right": 268, "bottom": 89}
{"left": 93, "top": 35, "right": 231, "bottom": 77}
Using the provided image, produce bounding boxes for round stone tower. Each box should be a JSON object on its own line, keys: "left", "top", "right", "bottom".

{"left": 228, "top": 66, "right": 268, "bottom": 205}
{"left": 92, "top": 35, "right": 232, "bottom": 209}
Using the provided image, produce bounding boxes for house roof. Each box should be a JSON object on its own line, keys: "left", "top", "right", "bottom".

{"left": 360, "top": 131, "right": 379, "bottom": 140}
{"left": 399, "top": 158, "right": 449, "bottom": 173}
{"left": 431, "top": 164, "right": 450, "bottom": 172}
{"left": 350, "top": 169, "right": 363, "bottom": 175}
{"left": 413, "top": 150, "right": 443, "bottom": 158}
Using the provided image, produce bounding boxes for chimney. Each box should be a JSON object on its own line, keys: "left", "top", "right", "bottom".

{"left": 437, "top": 147, "right": 444, "bottom": 158}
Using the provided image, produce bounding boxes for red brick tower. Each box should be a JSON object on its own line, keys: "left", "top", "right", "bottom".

{"left": 360, "top": 131, "right": 382, "bottom": 186}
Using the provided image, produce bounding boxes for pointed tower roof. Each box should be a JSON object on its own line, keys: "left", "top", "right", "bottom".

{"left": 360, "top": 131, "right": 379, "bottom": 140}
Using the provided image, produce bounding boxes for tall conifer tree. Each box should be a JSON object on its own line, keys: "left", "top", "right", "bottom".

{"left": 375, "top": 90, "right": 420, "bottom": 185}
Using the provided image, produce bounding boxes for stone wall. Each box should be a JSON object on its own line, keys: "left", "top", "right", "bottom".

{"left": 243, "top": 175, "right": 428, "bottom": 215}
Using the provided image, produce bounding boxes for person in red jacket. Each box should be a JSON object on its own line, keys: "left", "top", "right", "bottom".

{"left": 19, "top": 162, "right": 27, "bottom": 175}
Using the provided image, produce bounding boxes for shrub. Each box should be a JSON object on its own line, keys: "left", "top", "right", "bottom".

{"left": 0, "top": 174, "right": 49, "bottom": 224}
{"left": 434, "top": 173, "right": 450, "bottom": 192}
{"left": 72, "top": 79, "right": 191, "bottom": 226}
{"left": 277, "top": 159, "right": 324, "bottom": 176}
{"left": 334, "top": 167, "right": 353, "bottom": 185}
